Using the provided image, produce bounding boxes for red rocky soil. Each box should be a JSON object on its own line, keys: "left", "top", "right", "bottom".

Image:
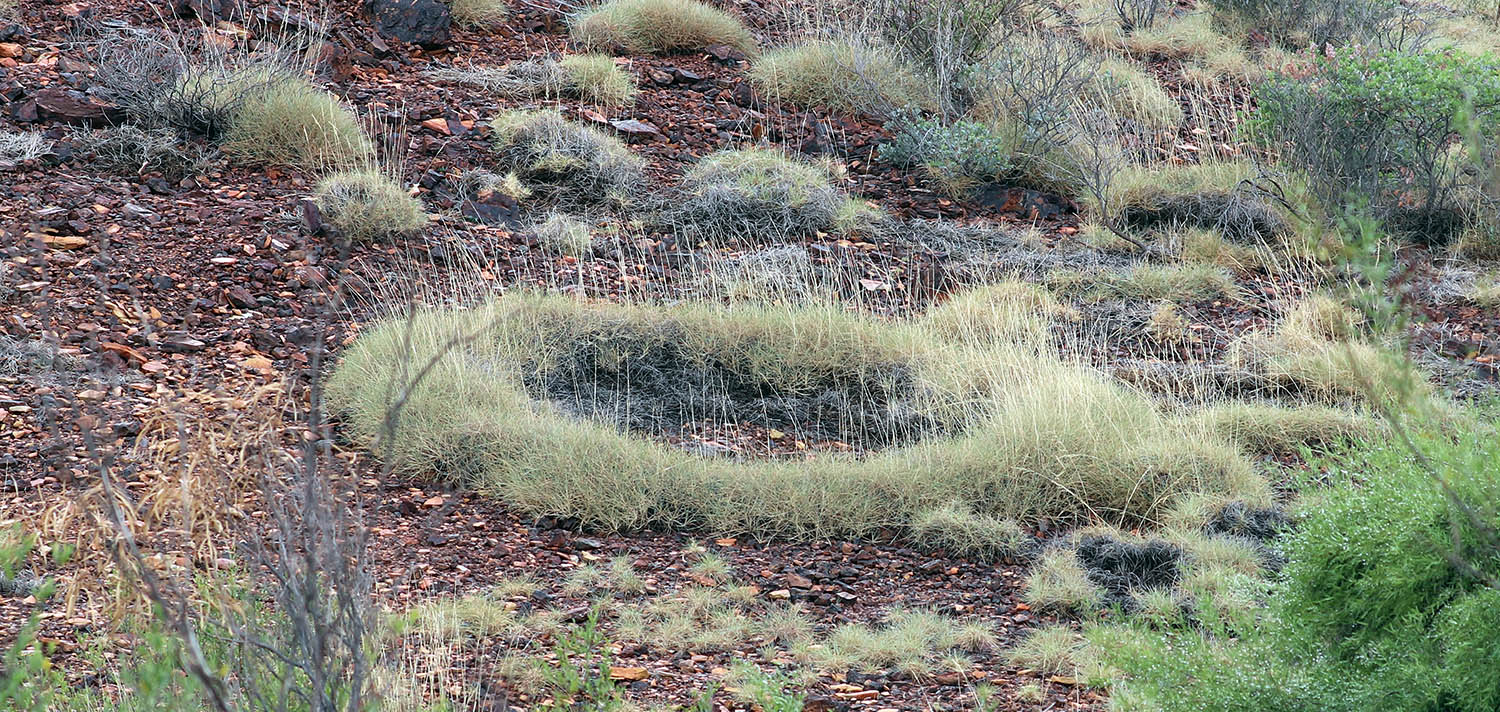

{"left": 1, "top": 0, "right": 1494, "bottom": 709}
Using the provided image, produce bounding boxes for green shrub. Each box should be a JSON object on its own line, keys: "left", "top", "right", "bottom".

{"left": 1207, "top": 0, "right": 1409, "bottom": 49}
{"left": 314, "top": 169, "right": 427, "bottom": 242}
{"left": 879, "top": 110, "right": 1014, "bottom": 197}
{"left": 223, "top": 74, "right": 373, "bottom": 171}
{"left": 571, "top": 0, "right": 755, "bottom": 55}
{"left": 1095, "top": 420, "right": 1500, "bottom": 711}
{"left": 327, "top": 291, "right": 1267, "bottom": 539}
{"left": 749, "top": 39, "right": 933, "bottom": 115}
{"left": 1249, "top": 49, "right": 1500, "bottom": 245}
{"left": 669, "top": 148, "right": 857, "bottom": 245}
{"left": 490, "top": 109, "right": 644, "bottom": 207}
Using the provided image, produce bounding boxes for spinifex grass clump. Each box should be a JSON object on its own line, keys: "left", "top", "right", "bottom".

{"left": 668, "top": 148, "right": 869, "bottom": 246}
{"left": 570, "top": 0, "right": 756, "bottom": 55}
{"left": 329, "top": 290, "right": 1268, "bottom": 540}
{"left": 490, "top": 109, "right": 645, "bottom": 207}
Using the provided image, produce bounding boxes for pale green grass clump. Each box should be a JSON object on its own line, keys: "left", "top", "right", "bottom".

{"left": 1227, "top": 296, "right": 1429, "bottom": 408}
{"left": 532, "top": 212, "right": 594, "bottom": 257}
{"left": 328, "top": 291, "right": 1267, "bottom": 540}
{"left": 314, "top": 169, "right": 426, "bottom": 242}
{"left": 1024, "top": 550, "right": 1104, "bottom": 613}
{"left": 671, "top": 148, "right": 864, "bottom": 245}
{"left": 1093, "top": 55, "right": 1183, "bottom": 129}
{"left": 910, "top": 503, "right": 1030, "bottom": 561}
{"left": 1007, "top": 624, "right": 1086, "bottom": 675}
{"left": 560, "top": 54, "right": 638, "bottom": 107}
{"left": 571, "top": 0, "right": 756, "bottom": 55}
{"left": 1047, "top": 262, "right": 1237, "bottom": 303}
{"left": 748, "top": 39, "right": 932, "bottom": 115}
{"left": 449, "top": 0, "right": 508, "bottom": 27}
{"left": 1195, "top": 402, "right": 1370, "bottom": 454}
{"left": 223, "top": 75, "right": 373, "bottom": 171}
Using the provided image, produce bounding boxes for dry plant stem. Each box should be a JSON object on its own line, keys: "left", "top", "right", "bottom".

{"left": 86, "top": 427, "right": 234, "bottom": 712}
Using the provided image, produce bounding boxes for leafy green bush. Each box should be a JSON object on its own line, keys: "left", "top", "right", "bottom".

{"left": 1095, "top": 420, "right": 1500, "bottom": 711}
{"left": 1249, "top": 49, "right": 1500, "bottom": 244}
{"left": 668, "top": 148, "right": 859, "bottom": 245}
{"left": 879, "top": 109, "right": 1014, "bottom": 196}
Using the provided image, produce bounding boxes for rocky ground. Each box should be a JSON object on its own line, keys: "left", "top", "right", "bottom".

{"left": 1, "top": 0, "right": 1497, "bottom": 710}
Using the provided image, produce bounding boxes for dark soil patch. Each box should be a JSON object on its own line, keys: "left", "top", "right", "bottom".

{"left": 522, "top": 327, "right": 938, "bottom": 451}
{"left": 1075, "top": 535, "right": 1182, "bottom": 601}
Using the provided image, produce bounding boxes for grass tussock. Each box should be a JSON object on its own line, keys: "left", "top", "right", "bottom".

{"left": 429, "top": 55, "right": 637, "bottom": 108}
{"left": 571, "top": 0, "right": 756, "bottom": 55}
{"left": 910, "top": 503, "right": 1030, "bottom": 561}
{"left": 532, "top": 212, "right": 594, "bottom": 257}
{"left": 1093, "top": 55, "right": 1183, "bottom": 129}
{"left": 1047, "top": 262, "right": 1237, "bottom": 303}
{"left": 0, "top": 130, "right": 53, "bottom": 166}
{"left": 222, "top": 74, "right": 373, "bottom": 171}
{"left": 748, "top": 39, "right": 932, "bottom": 115}
{"left": 328, "top": 291, "right": 1267, "bottom": 540}
{"left": 1024, "top": 549, "right": 1105, "bottom": 613}
{"left": 490, "top": 108, "right": 645, "bottom": 206}
{"left": 1227, "top": 296, "right": 1428, "bottom": 407}
{"left": 1195, "top": 402, "right": 1371, "bottom": 454}
{"left": 669, "top": 148, "right": 861, "bottom": 245}
{"left": 314, "top": 169, "right": 427, "bottom": 243}
{"left": 449, "top": 0, "right": 508, "bottom": 27}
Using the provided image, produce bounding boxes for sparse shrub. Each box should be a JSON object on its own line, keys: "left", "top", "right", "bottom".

{"left": 1249, "top": 49, "right": 1500, "bottom": 245}
{"left": 224, "top": 74, "right": 373, "bottom": 170}
{"left": 0, "top": 130, "right": 52, "bottom": 166}
{"left": 68, "top": 124, "right": 209, "bottom": 179}
{"left": 973, "top": 33, "right": 1106, "bottom": 185}
{"left": 1025, "top": 549, "right": 1106, "bottom": 613}
{"left": 864, "top": 0, "right": 1036, "bottom": 118}
{"left": 489, "top": 109, "right": 645, "bottom": 207}
{"left": 879, "top": 110, "right": 1014, "bottom": 196}
{"left": 533, "top": 212, "right": 594, "bottom": 257}
{"left": 668, "top": 148, "right": 852, "bottom": 245}
{"left": 313, "top": 169, "right": 427, "bottom": 242}
{"left": 1112, "top": 0, "right": 1168, "bottom": 32}
{"left": 910, "top": 503, "right": 1031, "bottom": 561}
{"left": 749, "top": 39, "right": 932, "bottom": 115}
{"left": 571, "top": 0, "right": 755, "bottom": 55}
{"left": 1207, "top": 0, "right": 1420, "bottom": 49}
{"left": 328, "top": 292, "right": 1267, "bottom": 539}
{"left": 449, "top": 0, "right": 508, "bottom": 27}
